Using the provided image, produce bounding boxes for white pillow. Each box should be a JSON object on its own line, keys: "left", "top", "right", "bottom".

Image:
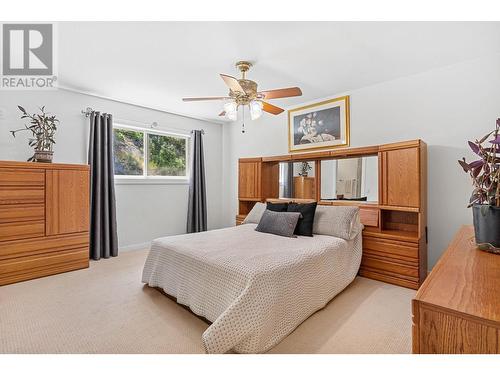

{"left": 312, "top": 205, "right": 363, "bottom": 240}
{"left": 242, "top": 202, "right": 266, "bottom": 224}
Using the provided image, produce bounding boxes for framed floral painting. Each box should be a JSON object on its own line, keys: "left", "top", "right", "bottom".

{"left": 288, "top": 95, "right": 350, "bottom": 152}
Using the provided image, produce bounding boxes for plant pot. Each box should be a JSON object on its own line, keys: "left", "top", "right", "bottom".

{"left": 472, "top": 204, "right": 500, "bottom": 253}
{"left": 34, "top": 150, "right": 53, "bottom": 163}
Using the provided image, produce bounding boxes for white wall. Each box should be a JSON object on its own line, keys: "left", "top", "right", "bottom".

{"left": 320, "top": 160, "right": 336, "bottom": 199}
{"left": 222, "top": 54, "right": 500, "bottom": 268}
{"left": 0, "top": 89, "right": 223, "bottom": 248}
{"left": 362, "top": 156, "right": 379, "bottom": 202}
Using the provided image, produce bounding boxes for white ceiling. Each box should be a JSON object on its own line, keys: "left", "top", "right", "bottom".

{"left": 58, "top": 22, "right": 500, "bottom": 122}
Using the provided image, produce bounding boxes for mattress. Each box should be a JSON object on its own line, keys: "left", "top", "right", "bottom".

{"left": 142, "top": 223, "right": 362, "bottom": 353}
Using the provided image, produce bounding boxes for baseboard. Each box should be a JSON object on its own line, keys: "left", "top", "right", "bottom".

{"left": 119, "top": 241, "right": 151, "bottom": 252}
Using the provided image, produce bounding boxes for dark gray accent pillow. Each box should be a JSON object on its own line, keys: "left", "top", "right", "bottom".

{"left": 255, "top": 210, "right": 302, "bottom": 238}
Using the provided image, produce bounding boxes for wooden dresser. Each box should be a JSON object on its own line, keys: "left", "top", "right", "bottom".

{"left": 0, "top": 161, "right": 90, "bottom": 286}
{"left": 293, "top": 176, "right": 316, "bottom": 199}
{"left": 236, "top": 140, "right": 427, "bottom": 290}
{"left": 412, "top": 226, "right": 500, "bottom": 353}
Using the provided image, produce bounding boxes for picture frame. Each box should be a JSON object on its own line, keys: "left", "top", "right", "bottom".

{"left": 288, "top": 95, "right": 350, "bottom": 152}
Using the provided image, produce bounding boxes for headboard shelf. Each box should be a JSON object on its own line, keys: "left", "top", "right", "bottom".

{"left": 319, "top": 200, "right": 379, "bottom": 208}
{"left": 236, "top": 139, "right": 427, "bottom": 289}
{"left": 256, "top": 140, "right": 422, "bottom": 162}
{"left": 377, "top": 205, "right": 420, "bottom": 213}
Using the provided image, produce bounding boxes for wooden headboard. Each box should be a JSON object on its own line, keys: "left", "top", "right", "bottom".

{"left": 236, "top": 139, "right": 427, "bottom": 290}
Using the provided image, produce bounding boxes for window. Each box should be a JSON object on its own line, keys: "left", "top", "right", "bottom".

{"left": 113, "top": 124, "right": 189, "bottom": 181}
{"left": 113, "top": 128, "right": 145, "bottom": 176}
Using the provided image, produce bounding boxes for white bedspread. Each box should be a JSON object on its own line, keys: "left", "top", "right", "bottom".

{"left": 141, "top": 224, "right": 362, "bottom": 353}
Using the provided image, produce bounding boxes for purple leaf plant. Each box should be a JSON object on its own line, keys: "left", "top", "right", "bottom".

{"left": 458, "top": 119, "right": 500, "bottom": 207}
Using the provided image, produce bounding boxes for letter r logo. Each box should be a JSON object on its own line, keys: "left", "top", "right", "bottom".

{"left": 2, "top": 24, "right": 53, "bottom": 76}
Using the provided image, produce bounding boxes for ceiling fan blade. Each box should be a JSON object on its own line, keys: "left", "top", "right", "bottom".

{"left": 220, "top": 74, "right": 245, "bottom": 94}
{"left": 219, "top": 111, "right": 226, "bottom": 116}
{"left": 261, "top": 101, "right": 284, "bottom": 115}
{"left": 182, "top": 96, "right": 229, "bottom": 102}
{"left": 258, "top": 87, "right": 302, "bottom": 99}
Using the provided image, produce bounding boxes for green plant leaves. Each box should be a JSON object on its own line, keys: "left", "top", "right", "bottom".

{"left": 11, "top": 105, "right": 59, "bottom": 153}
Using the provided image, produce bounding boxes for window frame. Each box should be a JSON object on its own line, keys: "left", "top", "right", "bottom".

{"left": 113, "top": 123, "right": 190, "bottom": 185}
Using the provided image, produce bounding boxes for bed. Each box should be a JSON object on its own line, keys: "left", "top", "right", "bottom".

{"left": 142, "top": 207, "right": 362, "bottom": 354}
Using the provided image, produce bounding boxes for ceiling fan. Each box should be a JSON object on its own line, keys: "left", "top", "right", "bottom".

{"left": 182, "top": 61, "right": 302, "bottom": 125}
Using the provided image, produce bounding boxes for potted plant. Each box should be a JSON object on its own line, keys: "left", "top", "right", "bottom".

{"left": 10, "top": 106, "right": 59, "bottom": 163}
{"left": 298, "top": 161, "right": 312, "bottom": 177}
{"left": 458, "top": 118, "right": 500, "bottom": 253}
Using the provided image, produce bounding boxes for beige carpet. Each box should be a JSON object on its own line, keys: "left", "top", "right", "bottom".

{"left": 0, "top": 249, "right": 414, "bottom": 354}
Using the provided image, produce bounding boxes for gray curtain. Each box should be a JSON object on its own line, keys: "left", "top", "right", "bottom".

{"left": 88, "top": 112, "right": 118, "bottom": 260}
{"left": 187, "top": 130, "right": 207, "bottom": 233}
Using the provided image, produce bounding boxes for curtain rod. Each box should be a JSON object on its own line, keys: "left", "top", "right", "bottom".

{"left": 81, "top": 107, "right": 206, "bottom": 135}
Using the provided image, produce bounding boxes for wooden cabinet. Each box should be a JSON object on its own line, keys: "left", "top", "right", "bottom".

{"left": 46, "top": 169, "right": 90, "bottom": 236}
{"left": 238, "top": 159, "right": 261, "bottom": 200}
{"left": 0, "top": 161, "right": 90, "bottom": 286}
{"left": 380, "top": 147, "right": 420, "bottom": 208}
{"left": 413, "top": 226, "right": 500, "bottom": 353}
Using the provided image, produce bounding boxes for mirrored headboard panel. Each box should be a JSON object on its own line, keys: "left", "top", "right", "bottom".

{"left": 320, "top": 156, "right": 378, "bottom": 202}
{"left": 279, "top": 161, "right": 316, "bottom": 200}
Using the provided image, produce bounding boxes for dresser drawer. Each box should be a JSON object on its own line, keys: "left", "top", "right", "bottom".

{"left": 0, "top": 220, "right": 45, "bottom": 241}
{"left": 363, "top": 236, "right": 419, "bottom": 260}
{"left": 0, "top": 186, "right": 45, "bottom": 204}
{"left": 0, "top": 247, "right": 89, "bottom": 286}
{"left": 0, "top": 168, "right": 45, "bottom": 186}
{"left": 361, "top": 254, "right": 419, "bottom": 279}
{"left": 359, "top": 208, "right": 379, "bottom": 227}
{"left": 359, "top": 269, "right": 419, "bottom": 290}
{"left": 0, "top": 204, "right": 44, "bottom": 223}
{"left": 0, "top": 232, "right": 89, "bottom": 260}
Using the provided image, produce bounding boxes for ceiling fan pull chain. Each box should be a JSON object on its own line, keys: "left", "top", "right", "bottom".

{"left": 241, "top": 105, "right": 245, "bottom": 133}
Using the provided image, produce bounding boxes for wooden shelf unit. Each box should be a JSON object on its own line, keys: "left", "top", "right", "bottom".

{"left": 236, "top": 139, "right": 427, "bottom": 289}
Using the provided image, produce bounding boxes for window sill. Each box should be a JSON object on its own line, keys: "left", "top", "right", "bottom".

{"left": 114, "top": 178, "right": 189, "bottom": 185}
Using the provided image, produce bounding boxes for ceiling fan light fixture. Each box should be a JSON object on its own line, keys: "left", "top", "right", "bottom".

{"left": 182, "top": 61, "right": 301, "bottom": 122}
{"left": 249, "top": 100, "right": 263, "bottom": 120}
{"left": 224, "top": 101, "right": 238, "bottom": 121}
